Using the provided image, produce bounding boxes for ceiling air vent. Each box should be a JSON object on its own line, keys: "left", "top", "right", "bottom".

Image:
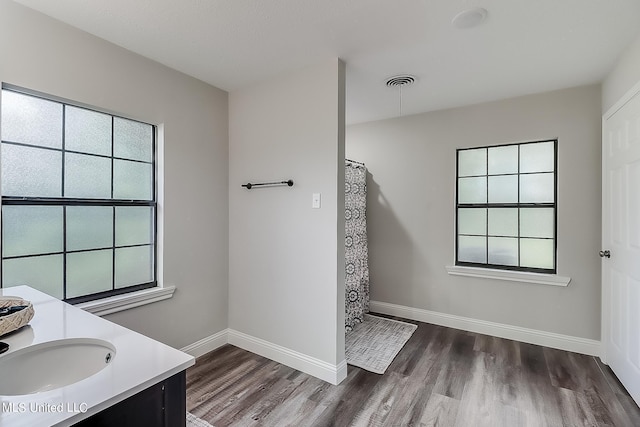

{"left": 385, "top": 75, "right": 416, "bottom": 87}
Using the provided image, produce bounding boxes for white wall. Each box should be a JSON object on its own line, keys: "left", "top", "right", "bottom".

{"left": 228, "top": 59, "right": 346, "bottom": 370}
{"left": 0, "top": 0, "right": 229, "bottom": 349}
{"left": 347, "top": 84, "right": 602, "bottom": 340}
{"left": 603, "top": 32, "right": 640, "bottom": 112}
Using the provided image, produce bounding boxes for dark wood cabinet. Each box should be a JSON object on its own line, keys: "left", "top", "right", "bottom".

{"left": 73, "top": 371, "right": 186, "bottom": 427}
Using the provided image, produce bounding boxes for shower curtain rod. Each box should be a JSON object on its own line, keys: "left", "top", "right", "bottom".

{"left": 345, "top": 158, "right": 365, "bottom": 166}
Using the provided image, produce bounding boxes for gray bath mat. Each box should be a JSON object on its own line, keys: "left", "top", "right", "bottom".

{"left": 187, "top": 412, "right": 214, "bottom": 427}
{"left": 346, "top": 314, "right": 417, "bottom": 374}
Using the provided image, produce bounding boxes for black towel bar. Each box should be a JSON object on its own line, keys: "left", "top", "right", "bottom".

{"left": 242, "top": 179, "right": 294, "bottom": 190}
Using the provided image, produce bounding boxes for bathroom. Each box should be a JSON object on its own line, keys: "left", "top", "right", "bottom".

{"left": 1, "top": 0, "right": 640, "bottom": 425}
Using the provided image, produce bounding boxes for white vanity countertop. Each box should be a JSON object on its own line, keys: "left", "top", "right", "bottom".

{"left": 0, "top": 286, "right": 195, "bottom": 427}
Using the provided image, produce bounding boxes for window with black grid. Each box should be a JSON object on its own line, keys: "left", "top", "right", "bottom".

{"left": 456, "top": 140, "right": 557, "bottom": 273}
{"left": 0, "top": 85, "right": 157, "bottom": 303}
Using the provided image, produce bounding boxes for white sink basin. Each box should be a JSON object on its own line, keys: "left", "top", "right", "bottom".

{"left": 0, "top": 338, "right": 116, "bottom": 396}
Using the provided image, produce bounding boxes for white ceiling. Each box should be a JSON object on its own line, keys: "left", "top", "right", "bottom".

{"left": 12, "top": 0, "right": 640, "bottom": 124}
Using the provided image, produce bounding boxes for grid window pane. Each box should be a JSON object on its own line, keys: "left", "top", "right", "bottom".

{"left": 458, "top": 148, "right": 486, "bottom": 177}
{"left": 1, "top": 144, "right": 62, "bottom": 197}
{"left": 2, "top": 255, "right": 64, "bottom": 299}
{"left": 114, "top": 118, "right": 153, "bottom": 162}
{"left": 488, "top": 237, "right": 518, "bottom": 266}
{"left": 456, "top": 140, "right": 556, "bottom": 272}
{"left": 520, "top": 141, "right": 554, "bottom": 173}
{"left": 65, "top": 106, "right": 111, "bottom": 156}
{"left": 458, "top": 236, "right": 486, "bottom": 263}
{"left": 521, "top": 208, "right": 554, "bottom": 238}
{"left": 65, "top": 153, "right": 111, "bottom": 199}
{"left": 66, "top": 206, "right": 113, "bottom": 251}
{"left": 66, "top": 250, "right": 113, "bottom": 298}
{"left": 520, "top": 238, "right": 554, "bottom": 269}
{"left": 488, "top": 145, "right": 518, "bottom": 175}
{"left": 115, "top": 206, "right": 153, "bottom": 246}
{"left": 520, "top": 173, "right": 554, "bottom": 203}
{"left": 1, "top": 91, "right": 62, "bottom": 148}
{"left": 2, "top": 206, "right": 63, "bottom": 257}
{"left": 458, "top": 177, "right": 487, "bottom": 204}
{"left": 1, "top": 87, "right": 156, "bottom": 302}
{"left": 115, "top": 245, "right": 154, "bottom": 288}
{"left": 114, "top": 159, "right": 153, "bottom": 200}
{"left": 488, "top": 175, "right": 518, "bottom": 203}
{"left": 488, "top": 208, "right": 518, "bottom": 237}
{"left": 458, "top": 208, "right": 486, "bottom": 236}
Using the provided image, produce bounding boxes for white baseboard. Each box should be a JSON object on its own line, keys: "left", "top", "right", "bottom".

{"left": 370, "top": 301, "right": 601, "bottom": 357}
{"left": 180, "top": 328, "right": 229, "bottom": 358}
{"left": 228, "top": 329, "right": 347, "bottom": 385}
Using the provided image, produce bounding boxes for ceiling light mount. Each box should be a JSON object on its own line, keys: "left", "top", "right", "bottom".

{"left": 452, "top": 7, "right": 488, "bottom": 29}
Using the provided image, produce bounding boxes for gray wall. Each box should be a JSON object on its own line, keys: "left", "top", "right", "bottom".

{"left": 603, "top": 32, "right": 640, "bottom": 112}
{"left": 228, "top": 59, "right": 346, "bottom": 365}
{"left": 347, "top": 85, "right": 602, "bottom": 340}
{"left": 0, "top": 0, "right": 229, "bottom": 349}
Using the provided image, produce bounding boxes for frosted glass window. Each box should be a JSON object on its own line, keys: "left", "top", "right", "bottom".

{"left": 65, "top": 153, "right": 111, "bottom": 199}
{"left": 458, "top": 148, "right": 486, "bottom": 177}
{"left": 488, "top": 145, "right": 518, "bottom": 175}
{"left": 458, "top": 177, "right": 486, "bottom": 204}
{"left": 115, "top": 245, "right": 154, "bottom": 288}
{"left": 520, "top": 173, "right": 554, "bottom": 203}
{"left": 521, "top": 208, "right": 554, "bottom": 238}
{"left": 456, "top": 140, "right": 556, "bottom": 272}
{"left": 488, "top": 175, "right": 518, "bottom": 203}
{"left": 488, "top": 208, "right": 518, "bottom": 237}
{"left": 520, "top": 238, "right": 554, "bottom": 269}
{"left": 2, "top": 206, "right": 63, "bottom": 257}
{"left": 488, "top": 237, "right": 518, "bottom": 266}
{"left": 1, "top": 87, "right": 156, "bottom": 301}
{"left": 1, "top": 144, "right": 62, "bottom": 197}
{"left": 520, "top": 141, "right": 554, "bottom": 173}
{"left": 67, "top": 250, "right": 113, "bottom": 298}
{"left": 114, "top": 159, "right": 153, "bottom": 200}
{"left": 114, "top": 118, "right": 153, "bottom": 162}
{"left": 2, "top": 255, "right": 63, "bottom": 299}
{"left": 66, "top": 206, "right": 113, "bottom": 251}
{"left": 65, "top": 106, "right": 111, "bottom": 156}
{"left": 458, "top": 236, "right": 486, "bottom": 263}
{"left": 458, "top": 208, "right": 486, "bottom": 235}
{"left": 1, "top": 91, "right": 62, "bottom": 148}
{"left": 115, "top": 206, "right": 153, "bottom": 246}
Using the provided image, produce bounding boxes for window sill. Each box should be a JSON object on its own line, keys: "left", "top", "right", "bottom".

{"left": 76, "top": 285, "right": 176, "bottom": 316}
{"left": 445, "top": 265, "right": 571, "bottom": 287}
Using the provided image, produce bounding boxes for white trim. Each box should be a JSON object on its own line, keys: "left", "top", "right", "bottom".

{"left": 77, "top": 285, "right": 176, "bottom": 316}
{"left": 603, "top": 79, "right": 640, "bottom": 120}
{"left": 369, "top": 300, "right": 601, "bottom": 357}
{"left": 228, "top": 329, "right": 347, "bottom": 385}
{"left": 446, "top": 265, "right": 571, "bottom": 287}
{"left": 181, "top": 329, "right": 229, "bottom": 358}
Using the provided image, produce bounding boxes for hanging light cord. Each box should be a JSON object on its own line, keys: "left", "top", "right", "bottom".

{"left": 385, "top": 75, "right": 415, "bottom": 117}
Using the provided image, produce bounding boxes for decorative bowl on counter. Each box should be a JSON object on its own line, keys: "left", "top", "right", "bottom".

{"left": 0, "top": 296, "right": 35, "bottom": 337}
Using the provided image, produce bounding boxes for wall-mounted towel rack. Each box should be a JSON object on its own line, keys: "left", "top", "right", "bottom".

{"left": 242, "top": 179, "right": 294, "bottom": 190}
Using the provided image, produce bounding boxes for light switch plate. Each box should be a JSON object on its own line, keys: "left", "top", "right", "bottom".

{"left": 312, "top": 193, "right": 321, "bottom": 209}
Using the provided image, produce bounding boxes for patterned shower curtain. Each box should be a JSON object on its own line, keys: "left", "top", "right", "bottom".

{"left": 345, "top": 160, "right": 370, "bottom": 331}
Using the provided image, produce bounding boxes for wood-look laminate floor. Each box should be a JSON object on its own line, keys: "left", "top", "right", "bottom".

{"left": 186, "top": 316, "right": 640, "bottom": 427}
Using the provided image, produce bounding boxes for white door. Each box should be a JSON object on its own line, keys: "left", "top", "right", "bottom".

{"left": 602, "top": 83, "right": 640, "bottom": 407}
